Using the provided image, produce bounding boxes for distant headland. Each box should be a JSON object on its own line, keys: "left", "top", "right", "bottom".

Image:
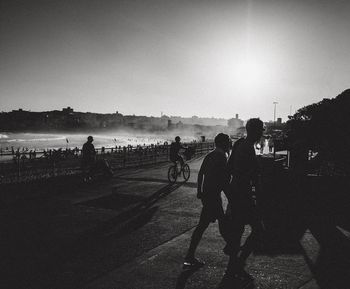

{"left": 0, "top": 107, "right": 244, "bottom": 136}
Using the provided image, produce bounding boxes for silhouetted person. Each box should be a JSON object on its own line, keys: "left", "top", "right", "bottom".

{"left": 82, "top": 136, "right": 96, "bottom": 181}
{"left": 289, "top": 138, "right": 309, "bottom": 177}
{"left": 259, "top": 136, "right": 265, "bottom": 154}
{"left": 221, "top": 118, "right": 265, "bottom": 286}
{"left": 268, "top": 136, "right": 274, "bottom": 153}
{"left": 183, "top": 133, "right": 230, "bottom": 268}
{"left": 170, "top": 136, "right": 186, "bottom": 167}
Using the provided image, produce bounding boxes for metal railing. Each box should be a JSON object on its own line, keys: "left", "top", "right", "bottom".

{"left": 0, "top": 142, "right": 214, "bottom": 184}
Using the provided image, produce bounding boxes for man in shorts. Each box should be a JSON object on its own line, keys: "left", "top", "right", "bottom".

{"left": 183, "top": 133, "right": 231, "bottom": 268}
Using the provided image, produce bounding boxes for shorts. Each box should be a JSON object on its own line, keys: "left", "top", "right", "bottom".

{"left": 200, "top": 203, "right": 225, "bottom": 223}
{"left": 170, "top": 154, "right": 184, "bottom": 164}
{"left": 229, "top": 198, "right": 258, "bottom": 225}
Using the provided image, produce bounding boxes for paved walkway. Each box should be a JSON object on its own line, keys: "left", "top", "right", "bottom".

{"left": 2, "top": 155, "right": 350, "bottom": 289}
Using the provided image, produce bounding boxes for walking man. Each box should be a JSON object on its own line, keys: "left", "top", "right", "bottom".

{"left": 220, "top": 118, "right": 265, "bottom": 286}
{"left": 183, "top": 133, "right": 231, "bottom": 268}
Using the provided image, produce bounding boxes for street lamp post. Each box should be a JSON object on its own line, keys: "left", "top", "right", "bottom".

{"left": 273, "top": 102, "right": 278, "bottom": 125}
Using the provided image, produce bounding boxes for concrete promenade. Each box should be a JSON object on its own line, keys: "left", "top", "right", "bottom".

{"left": 1, "top": 155, "right": 350, "bottom": 289}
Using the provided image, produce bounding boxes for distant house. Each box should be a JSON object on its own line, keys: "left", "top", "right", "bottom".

{"left": 62, "top": 107, "right": 74, "bottom": 114}
{"left": 227, "top": 114, "right": 244, "bottom": 134}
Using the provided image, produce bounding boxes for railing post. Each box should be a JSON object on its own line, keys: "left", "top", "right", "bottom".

{"left": 17, "top": 155, "right": 20, "bottom": 180}
{"left": 167, "top": 144, "right": 170, "bottom": 161}
{"left": 123, "top": 149, "right": 126, "bottom": 168}
{"left": 52, "top": 159, "right": 56, "bottom": 177}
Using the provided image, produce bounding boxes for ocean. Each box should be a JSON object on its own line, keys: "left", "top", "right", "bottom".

{"left": 0, "top": 132, "right": 195, "bottom": 153}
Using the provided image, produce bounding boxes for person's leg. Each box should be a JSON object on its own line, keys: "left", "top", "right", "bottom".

{"left": 185, "top": 209, "right": 210, "bottom": 262}
{"left": 89, "top": 161, "right": 97, "bottom": 178}
{"left": 224, "top": 222, "right": 245, "bottom": 276}
{"left": 238, "top": 209, "right": 264, "bottom": 264}
{"left": 178, "top": 155, "right": 185, "bottom": 167}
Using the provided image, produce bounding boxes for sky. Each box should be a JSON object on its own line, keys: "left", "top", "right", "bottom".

{"left": 1, "top": 0, "right": 350, "bottom": 122}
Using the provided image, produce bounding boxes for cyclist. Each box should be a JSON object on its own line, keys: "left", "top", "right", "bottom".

{"left": 169, "top": 136, "right": 186, "bottom": 167}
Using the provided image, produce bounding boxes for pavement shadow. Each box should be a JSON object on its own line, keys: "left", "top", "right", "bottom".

{"left": 216, "top": 275, "right": 256, "bottom": 289}
{"left": 0, "top": 178, "right": 184, "bottom": 289}
{"left": 175, "top": 265, "right": 204, "bottom": 289}
{"left": 73, "top": 181, "right": 183, "bottom": 245}
{"left": 300, "top": 176, "right": 350, "bottom": 289}
{"left": 117, "top": 176, "right": 171, "bottom": 184}
{"left": 251, "top": 174, "right": 308, "bottom": 256}
{"left": 302, "top": 220, "right": 350, "bottom": 289}
{"left": 262, "top": 173, "right": 350, "bottom": 289}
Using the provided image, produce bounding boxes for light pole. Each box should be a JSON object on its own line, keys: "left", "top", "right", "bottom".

{"left": 273, "top": 102, "right": 278, "bottom": 125}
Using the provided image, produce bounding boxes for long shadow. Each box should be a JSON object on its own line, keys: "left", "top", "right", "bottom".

{"left": 117, "top": 176, "right": 172, "bottom": 184}
{"left": 302, "top": 219, "right": 350, "bottom": 289}
{"left": 46, "top": 182, "right": 185, "bottom": 289}
{"left": 2, "top": 177, "right": 185, "bottom": 289}
{"left": 232, "top": 172, "right": 350, "bottom": 289}
{"left": 69, "top": 181, "right": 184, "bottom": 251}
{"left": 290, "top": 174, "right": 350, "bottom": 289}
{"left": 251, "top": 171, "right": 308, "bottom": 256}
{"left": 182, "top": 181, "right": 198, "bottom": 189}
{"left": 118, "top": 177, "right": 198, "bottom": 189}
{"left": 175, "top": 265, "right": 204, "bottom": 289}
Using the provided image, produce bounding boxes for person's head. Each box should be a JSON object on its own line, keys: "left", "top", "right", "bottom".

{"left": 214, "top": 133, "right": 230, "bottom": 153}
{"left": 87, "top": 136, "right": 94, "bottom": 143}
{"left": 246, "top": 118, "right": 264, "bottom": 143}
{"left": 175, "top": 136, "right": 181, "bottom": 143}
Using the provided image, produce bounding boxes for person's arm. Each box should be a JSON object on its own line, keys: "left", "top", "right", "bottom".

{"left": 215, "top": 156, "right": 231, "bottom": 201}
{"left": 197, "top": 157, "right": 207, "bottom": 199}
{"left": 235, "top": 145, "right": 260, "bottom": 196}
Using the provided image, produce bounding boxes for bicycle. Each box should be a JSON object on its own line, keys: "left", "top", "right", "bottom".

{"left": 82, "top": 158, "right": 113, "bottom": 183}
{"left": 167, "top": 161, "right": 190, "bottom": 183}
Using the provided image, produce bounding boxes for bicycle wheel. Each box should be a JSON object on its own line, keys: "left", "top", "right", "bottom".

{"left": 182, "top": 164, "right": 190, "bottom": 181}
{"left": 168, "top": 165, "right": 178, "bottom": 183}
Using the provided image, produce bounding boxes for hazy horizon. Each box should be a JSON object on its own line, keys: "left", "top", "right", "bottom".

{"left": 1, "top": 0, "right": 350, "bottom": 122}
{"left": 0, "top": 106, "right": 234, "bottom": 120}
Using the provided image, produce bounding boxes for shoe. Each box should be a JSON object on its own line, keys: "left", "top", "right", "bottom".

{"left": 223, "top": 244, "right": 234, "bottom": 255}
{"left": 182, "top": 258, "right": 205, "bottom": 269}
{"left": 237, "top": 269, "right": 254, "bottom": 282}
{"left": 217, "top": 273, "right": 241, "bottom": 289}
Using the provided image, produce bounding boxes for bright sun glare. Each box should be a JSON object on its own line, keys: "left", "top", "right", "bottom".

{"left": 233, "top": 58, "right": 265, "bottom": 88}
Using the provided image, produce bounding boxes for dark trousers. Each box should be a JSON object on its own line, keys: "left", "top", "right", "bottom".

{"left": 224, "top": 201, "right": 264, "bottom": 275}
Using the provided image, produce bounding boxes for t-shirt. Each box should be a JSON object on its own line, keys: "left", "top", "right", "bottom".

{"left": 227, "top": 138, "right": 260, "bottom": 201}
{"left": 197, "top": 149, "right": 229, "bottom": 202}
{"left": 170, "top": 142, "right": 182, "bottom": 159}
{"left": 229, "top": 138, "right": 259, "bottom": 182}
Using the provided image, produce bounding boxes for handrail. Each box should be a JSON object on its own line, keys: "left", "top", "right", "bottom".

{"left": 0, "top": 141, "right": 215, "bottom": 184}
